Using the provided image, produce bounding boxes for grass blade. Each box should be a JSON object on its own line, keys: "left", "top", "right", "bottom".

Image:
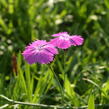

{"left": 88, "top": 94, "right": 95, "bottom": 109}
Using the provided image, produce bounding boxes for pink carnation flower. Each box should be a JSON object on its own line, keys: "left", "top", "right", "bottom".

{"left": 22, "top": 40, "right": 58, "bottom": 64}
{"left": 49, "top": 32, "right": 84, "bottom": 49}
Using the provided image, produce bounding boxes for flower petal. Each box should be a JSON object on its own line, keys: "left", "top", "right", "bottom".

{"left": 49, "top": 38, "right": 71, "bottom": 49}
{"left": 52, "top": 32, "right": 68, "bottom": 37}
{"left": 44, "top": 44, "right": 58, "bottom": 55}
{"left": 70, "top": 35, "right": 84, "bottom": 46}
{"left": 22, "top": 40, "right": 58, "bottom": 64}
{"left": 36, "top": 52, "right": 54, "bottom": 64}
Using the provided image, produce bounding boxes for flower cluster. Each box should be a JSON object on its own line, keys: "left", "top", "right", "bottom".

{"left": 22, "top": 32, "right": 84, "bottom": 64}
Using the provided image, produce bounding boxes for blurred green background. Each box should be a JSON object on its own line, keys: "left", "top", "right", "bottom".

{"left": 0, "top": 0, "right": 109, "bottom": 109}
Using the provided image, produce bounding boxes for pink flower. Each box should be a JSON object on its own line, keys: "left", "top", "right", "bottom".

{"left": 22, "top": 40, "right": 58, "bottom": 64}
{"left": 49, "top": 32, "right": 84, "bottom": 49}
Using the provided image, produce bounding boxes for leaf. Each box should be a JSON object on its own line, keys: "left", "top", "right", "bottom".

{"left": 88, "top": 94, "right": 95, "bottom": 109}
{"left": 102, "top": 80, "right": 109, "bottom": 97}
{"left": 104, "top": 0, "right": 109, "bottom": 9}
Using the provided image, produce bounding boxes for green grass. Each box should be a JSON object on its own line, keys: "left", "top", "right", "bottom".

{"left": 0, "top": 0, "right": 109, "bottom": 109}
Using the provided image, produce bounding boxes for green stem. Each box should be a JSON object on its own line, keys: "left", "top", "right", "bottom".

{"left": 1, "top": 94, "right": 109, "bottom": 109}
{"left": 63, "top": 51, "right": 65, "bottom": 84}
{"left": 63, "top": 51, "right": 66, "bottom": 92}
{"left": 47, "top": 64, "right": 64, "bottom": 103}
{"left": 0, "top": 95, "right": 64, "bottom": 109}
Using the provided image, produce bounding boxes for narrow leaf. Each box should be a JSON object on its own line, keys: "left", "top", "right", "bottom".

{"left": 88, "top": 94, "right": 95, "bottom": 109}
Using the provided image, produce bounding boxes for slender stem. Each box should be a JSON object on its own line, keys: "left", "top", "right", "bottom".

{"left": 47, "top": 64, "right": 64, "bottom": 103}
{"left": 63, "top": 51, "right": 66, "bottom": 87}
{"left": 63, "top": 51, "right": 67, "bottom": 95}
{"left": 0, "top": 104, "right": 9, "bottom": 109}
{"left": 0, "top": 95, "right": 64, "bottom": 109}
{"left": 63, "top": 51, "right": 65, "bottom": 71}
{"left": 1, "top": 95, "right": 109, "bottom": 109}
{"left": 83, "top": 78, "right": 106, "bottom": 96}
